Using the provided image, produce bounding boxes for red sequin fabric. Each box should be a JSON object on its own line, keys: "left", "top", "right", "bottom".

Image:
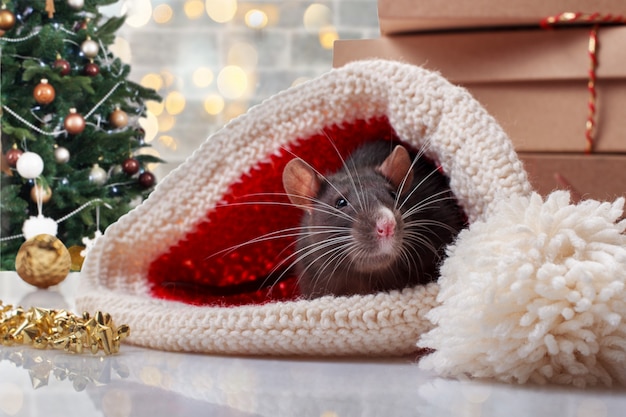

{"left": 148, "top": 118, "right": 397, "bottom": 306}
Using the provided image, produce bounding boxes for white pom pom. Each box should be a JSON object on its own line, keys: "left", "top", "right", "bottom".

{"left": 16, "top": 152, "right": 44, "bottom": 179}
{"left": 418, "top": 191, "right": 626, "bottom": 388}
{"left": 22, "top": 215, "right": 58, "bottom": 239}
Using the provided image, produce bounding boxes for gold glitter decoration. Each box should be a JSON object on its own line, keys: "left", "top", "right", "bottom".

{"left": 0, "top": 302, "right": 130, "bottom": 355}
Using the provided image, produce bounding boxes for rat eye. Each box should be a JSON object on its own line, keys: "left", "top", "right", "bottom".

{"left": 335, "top": 198, "right": 348, "bottom": 209}
{"left": 389, "top": 190, "right": 398, "bottom": 200}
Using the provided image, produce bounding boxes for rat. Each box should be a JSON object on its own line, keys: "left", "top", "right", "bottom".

{"left": 282, "top": 140, "right": 466, "bottom": 299}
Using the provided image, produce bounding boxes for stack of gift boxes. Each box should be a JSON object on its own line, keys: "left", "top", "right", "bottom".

{"left": 333, "top": 0, "right": 626, "bottom": 201}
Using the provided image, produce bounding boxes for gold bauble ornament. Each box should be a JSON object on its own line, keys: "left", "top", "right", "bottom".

{"left": 109, "top": 107, "right": 129, "bottom": 128}
{"left": 33, "top": 79, "right": 56, "bottom": 105}
{"left": 67, "top": 245, "right": 86, "bottom": 271}
{"left": 30, "top": 183, "right": 53, "bottom": 203}
{"left": 0, "top": 8, "right": 16, "bottom": 31}
{"left": 16, "top": 234, "right": 71, "bottom": 289}
{"left": 64, "top": 108, "right": 86, "bottom": 135}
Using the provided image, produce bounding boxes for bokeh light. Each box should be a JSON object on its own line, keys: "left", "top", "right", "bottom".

{"left": 227, "top": 42, "right": 258, "bottom": 68}
{"left": 192, "top": 67, "right": 215, "bottom": 87}
{"left": 159, "top": 135, "right": 178, "bottom": 151}
{"left": 204, "top": 94, "right": 225, "bottom": 115}
{"left": 157, "top": 113, "right": 176, "bottom": 132}
{"left": 122, "top": 0, "right": 152, "bottom": 28}
{"left": 217, "top": 65, "right": 248, "bottom": 99}
{"left": 263, "top": 4, "right": 280, "bottom": 26}
{"left": 303, "top": 3, "right": 332, "bottom": 33}
{"left": 160, "top": 70, "right": 176, "bottom": 88}
{"left": 224, "top": 101, "right": 248, "bottom": 121}
{"left": 165, "top": 91, "right": 186, "bottom": 115}
{"left": 139, "top": 113, "right": 159, "bottom": 143}
{"left": 153, "top": 4, "right": 173, "bottom": 24}
{"left": 146, "top": 100, "right": 165, "bottom": 116}
{"left": 245, "top": 9, "right": 268, "bottom": 29}
{"left": 206, "top": 0, "right": 237, "bottom": 23}
{"left": 319, "top": 26, "right": 339, "bottom": 49}
{"left": 109, "top": 36, "right": 132, "bottom": 63}
{"left": 184, "top": 0, "right": 205, "bottom": 19}
{"left": 140, "top": 73, "right": 164, "bottom": 91}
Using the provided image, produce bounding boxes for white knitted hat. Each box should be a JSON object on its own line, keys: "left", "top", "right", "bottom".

{"left": 77, "top": 60, "right": 626, "bottom": 387}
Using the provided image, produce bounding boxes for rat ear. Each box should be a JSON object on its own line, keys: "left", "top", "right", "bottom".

{"left": 378, "top": 145, "right": 414, "bottom": 196}
{"left": 283, "top": 158, "right": 321, "bottom": 212}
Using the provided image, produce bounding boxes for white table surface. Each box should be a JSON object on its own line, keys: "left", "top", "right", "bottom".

{"left": 1, "top": 271, "right": 624, "bottom": 417}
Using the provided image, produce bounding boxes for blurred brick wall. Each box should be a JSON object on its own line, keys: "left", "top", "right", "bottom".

{"left": 107, "top": 0, "right": 379, "bottom": 177}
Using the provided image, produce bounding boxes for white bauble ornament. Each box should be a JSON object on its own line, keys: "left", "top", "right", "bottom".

{"left": 67, "top": 0, "right": 85, "bottom": 9}
{"left": 16, "top": 152, "right": 44, "bottom": 179}
{"left": 81, "top": 38, "right": 99, "bottom": 58}
{"left": 54, "top": 146, "right": 70, "bottom": 164}
{"left": 89, "top": 164, "right": 107, "bottom": 185}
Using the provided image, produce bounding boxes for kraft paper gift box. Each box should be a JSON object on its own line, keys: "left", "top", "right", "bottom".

{"left": 520, "top": 153, "right": 626, "bottom": 201}
{"left": 333, "top": 26, "right": 626, "bottom": 153}
{"left": 377, "top": 0, "right": 624, "bottom": 34}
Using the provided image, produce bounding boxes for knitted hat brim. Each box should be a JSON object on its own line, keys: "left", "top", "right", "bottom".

{"left": 77, "top": 59, "right": 531, "bottom": 355}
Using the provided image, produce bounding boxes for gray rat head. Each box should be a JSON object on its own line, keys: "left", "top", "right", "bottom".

{"left": 284, "top": 143, "right": 412, "bottom": 269}
{"left": 282, "top": 141, "right": 464, "bottom": 299}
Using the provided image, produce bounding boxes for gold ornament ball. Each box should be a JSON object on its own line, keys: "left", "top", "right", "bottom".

{"left": 64, "top": 108, "right": 86, "bottom": 135}
{"left": 33, "top": 79, "right": 56, "bottom": 105}
{"left": 0, "top": 9, "right": 16, "bottom": 31}
{"left": 30, "top": 184, "right": 53, "bottom": 203}
{"left": 67, "top": 245, "right": 86, "bottom": 271}
{"left": 109, "top": 108, "right": 129, "bottom": 128}
{"left": 16, "top": 234, "right": 71, "bottom": 289}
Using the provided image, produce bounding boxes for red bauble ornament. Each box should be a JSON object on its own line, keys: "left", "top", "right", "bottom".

{"left": 54, "top": 56, "right": 71, "bottom": 76}
{"left": 122, "top": 158, "right": 140, "bottom": 175}
{"left": 64, "top": 108, "right": 86, "bottom": 135}
{"left": 5, "top": 148, "right": 23, "bottom": 167}
{"left": 74, "top": 18, "right": 90, "bottom": 32}
{"left": 33, "top": 79, "right": 56, "bottom": 105}
{"left": 138, "top": 171, "right": 156, "bottom": 188}
{"left": 134, "top": 127, "right": 146, "bottom": 144}
{"left": 84, "top": 61, "right": 100, "bottom": 77}
{"left": 109, "top": 108, "right": 129, "bottom": 128}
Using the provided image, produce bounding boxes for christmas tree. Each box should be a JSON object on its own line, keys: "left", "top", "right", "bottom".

{"left": 0, "top": 0, "right": 162, "bottom": 270}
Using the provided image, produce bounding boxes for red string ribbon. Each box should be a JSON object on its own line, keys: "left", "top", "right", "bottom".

{"left": 541, "top": 12, "right": 626, "bottom": 154}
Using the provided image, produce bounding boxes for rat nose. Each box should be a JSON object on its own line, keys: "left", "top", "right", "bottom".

{"left": 376, "top": 208, "right": 396, "bottom": 238}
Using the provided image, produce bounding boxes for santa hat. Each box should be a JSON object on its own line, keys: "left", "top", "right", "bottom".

{"left": 77, "top": 60, "right": 626, "bottom": 387}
